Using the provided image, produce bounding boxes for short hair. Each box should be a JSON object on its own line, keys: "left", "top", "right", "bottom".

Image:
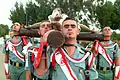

{"left": 13, "top": 22, "right": 20, "bottom": 26}
{"left": 39, "top": 20, "right": 53, "bottom": 29}
{"left": 40, "top": 20, "right": 51, "bottom": 27}
{"left": 40, "top": 20, "right": 50, "bottom": 23}
{"left": 62, "top": 17, "right": 78, "bottom": 27}
{"left": 12, "top": 22, "right": 20, "bottom": 29}
{"left": 62, "top": 17, "right": 76, "bottom": 23}
{"left": 103, "top": 26, "right": 111, "bottom": 31}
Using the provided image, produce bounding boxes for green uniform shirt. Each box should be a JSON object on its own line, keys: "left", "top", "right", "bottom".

{"left": 25, "top": 42, "right": 50, "bottom": 79}
{"left": 49, "top": 43, "right": 98, "bottom": 80}
{"left": 3, "top": 37, "right": 25, "bottom": 63}
{"left": 24, "top": 42, "right": 40, "bottom": 71}
{"left": 2, "top": 36, "right": 31, "bottom": 80}
{"left": 97, "top": 40, "right": 120, "bottom": 67}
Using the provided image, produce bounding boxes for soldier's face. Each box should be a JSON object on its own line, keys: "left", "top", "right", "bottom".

{"left": 40, "top": 22, "right": 52, "bottom": 36}
{"left": 12, "top": 23, "right": 20, "bottom": 32}
{"left": 62, "top": 20, "right": 79, "bottom": 39}
{"left": 103, "top": 27, "right": 112, "bottom": 37}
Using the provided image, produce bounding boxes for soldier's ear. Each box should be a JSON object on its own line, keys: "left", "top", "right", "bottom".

{"left": 76, "top": 23, "right": 80, "bottom": 35}
{"left": 77, "top": 28, "right": 80, "bottom": 35}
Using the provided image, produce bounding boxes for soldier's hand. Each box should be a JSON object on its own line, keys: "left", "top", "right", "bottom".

{"left": 6, "top": 73, "right": 10, "bottom": 79}
{"left": 41, "top": 30, "right": 55, "bottom": 42}
{"left": 114, "top": 77, "right": 120, "bottom": 80}
{"left": 38, "top": 30, "right": 41, "bottom": 36}
{"left": 50, "top": 21, "right": 62, "bottom": 31}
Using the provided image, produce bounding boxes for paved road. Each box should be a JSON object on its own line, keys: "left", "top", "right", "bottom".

{"left": 0, "top": 53, "right": 5, "bottom": 80}
{"left": 0, "top": 44, "right": 5, "bottom": 80}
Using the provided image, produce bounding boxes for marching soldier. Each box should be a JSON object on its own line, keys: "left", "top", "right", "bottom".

{"left": 3, "top": 22, "right": 32, "bottom": 80}
{"left": 92, "top": 26, "right": 120, "bottom": 80}
{"left": 42, "top": 17, "right": 98, "bottom": 80}
{"left": 25, "top": 20, "right": 53, "bottom": 80}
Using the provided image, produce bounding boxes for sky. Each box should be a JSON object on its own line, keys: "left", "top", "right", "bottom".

{"left": 0, "top": 0, "right": 116, "bottom": 28}
{"left": 0, "top": 0, "right": 28, "bottom": 27}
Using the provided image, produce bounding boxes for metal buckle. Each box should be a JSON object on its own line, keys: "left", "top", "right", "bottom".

{"left": 85, "top": 70, "right": 90, "bottom": 76}
{"left": 103, "top": 67, "right": 107, "bottom": 71}
{"left": 16, "top": 62, "right": 19, "bottom": 68}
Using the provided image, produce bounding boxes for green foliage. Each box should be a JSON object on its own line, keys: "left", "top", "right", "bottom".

{"left": 35, "top": 0, "right": 83, "bottom": 19}
{"left": 9, "top": 0, "right": 120, "bottom": 31}
{"left": 25, "top": 1, "right": 38, "bottom": 25}
{"left": 9, "top": 2, "right": 26, "bottom": 25}
{"left": 0, "top": 24, "right": 9, "bottom": 37}
{"left": 35, "top": 0, "right": 55, "bottom": 21}
{"left": 111, "top": 31, "right": 120, "bottom": 41}
{"left": 96, "top": 1, "right": 120, "bottom": 29}
{"left": 114, "top": 0, "right": 120, "bottom": 29}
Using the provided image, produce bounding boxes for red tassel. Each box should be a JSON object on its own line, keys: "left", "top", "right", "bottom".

{"left": 31, "top": 53, "right": 34, "bottom": 62}
{"left": 34, "top": 42, "right": 48, "bottom": 68}
{"left": 21, "top": 36, "right": 28, "bottom": 46}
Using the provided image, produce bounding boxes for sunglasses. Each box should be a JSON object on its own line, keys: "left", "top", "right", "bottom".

{"left": 63, "top": 24, "right": 77, "bottom": 28}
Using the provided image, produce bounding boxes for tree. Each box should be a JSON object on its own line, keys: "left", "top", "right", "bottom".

{"left": 9, "top": 2, "right": 26, "bottom": 25}
{"left": 35, "top": 0, "right": 104, "bottom": 30}
{"left": 111, "top": 31, "right": 120, "bottom": 41}
{"left": 11, "top": 0, "right": 120, "bottom": 30}
{"left": 25, "top": 1, "right": 38, "bottom": 25}
{"left": 35, "top": 0, "right": 53, "bottom": 21}
{"left": 0, "top": 24, "right": 9, "bottom": 37}
{"left": 114, "top": 0, "right": 120, "bottom": 29}
{"left": 77, "top": 0, "right": 105, "bottom": 30}
{"left": 34, "top": 0, "right": 83, "bottom": 20}
{"left": 96, "top": 1, "right": 119, "bottom": 29}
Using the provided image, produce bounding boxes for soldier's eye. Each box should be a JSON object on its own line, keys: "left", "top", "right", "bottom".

{"left": 64, "top": 25, "right": 69, "bottom": 28}
{"left": 47, "top": 24, "right": 52, "bottom": 28}
{"left": 63, "top": 24, "right": 76, "bottom": 28}
{"left": 41, "top": 24, "right": 45, "bottom": 28}
{"left": 71, "top": 24, "right": 76, "bottom": 28}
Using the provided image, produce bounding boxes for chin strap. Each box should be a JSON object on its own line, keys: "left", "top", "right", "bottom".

{"left": 4, "top": 63, "right": 9, "bottom": 75}
{"left": 115, "top": 66, "right": 120, "bottom": 79}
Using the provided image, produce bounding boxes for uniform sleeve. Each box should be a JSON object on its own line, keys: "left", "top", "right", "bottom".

{"left": 89, "top": 67, "right": 98, "bottom": 80}
{"left": 33, "top": 46, "right": 51, "bottom": 79}
{"left": 2, "top": 40, "right": 9, "bottom": 54}
{"left": 47, "top": 46, "right": 53, "bottom": 68}
{"left": 24, "top": 52, "right": 33, "bottom": 71}
{"left": 114, "top": 44, "right": 120, "bottom": 58}
{"left": 88, "top": 53, "right": 98, "bottom": 80}
{"left": 24, "top": 37, "right": 34, "bottom": 70}
{"left": 2, "top": 44, "right": 7, "bottom": 54}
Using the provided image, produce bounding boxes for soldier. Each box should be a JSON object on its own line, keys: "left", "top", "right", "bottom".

{"left": 41, "top": 17, "right": 98, "bottom": 80}
{"left": 25, "top": 20, "right": 53, "bottom": 80}
{"left": 92, "top": 26, "right": 120, "bottom": 80}
{"left": 3, "top": 22, "right": 32, "bottom": 80}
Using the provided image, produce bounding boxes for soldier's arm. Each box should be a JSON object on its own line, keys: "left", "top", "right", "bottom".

{"left": 4, "top": 53, "right": 10, "bottom": 79}
{"left": 25, "top": 56, "right": 32, "bottom": 80}
{"left": 91, "top": 41, "right": 98, "bottom": 57}
{"left": 4, "top": 54, "right": 9, "bottom": 64}
{"left": 2, "top": 39, "right": 10, "bottom": 79}
{"left": 114, "top": 58, "right": 120, "bottom": 80}
{"left": 24, "top": 50, "right": 33, "bottom": 80}
{"left": 51, "top": 21, "right": 62, "bottom": 31}
{"left": 26, "top": 70, "right": 32, "bottom": 80}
